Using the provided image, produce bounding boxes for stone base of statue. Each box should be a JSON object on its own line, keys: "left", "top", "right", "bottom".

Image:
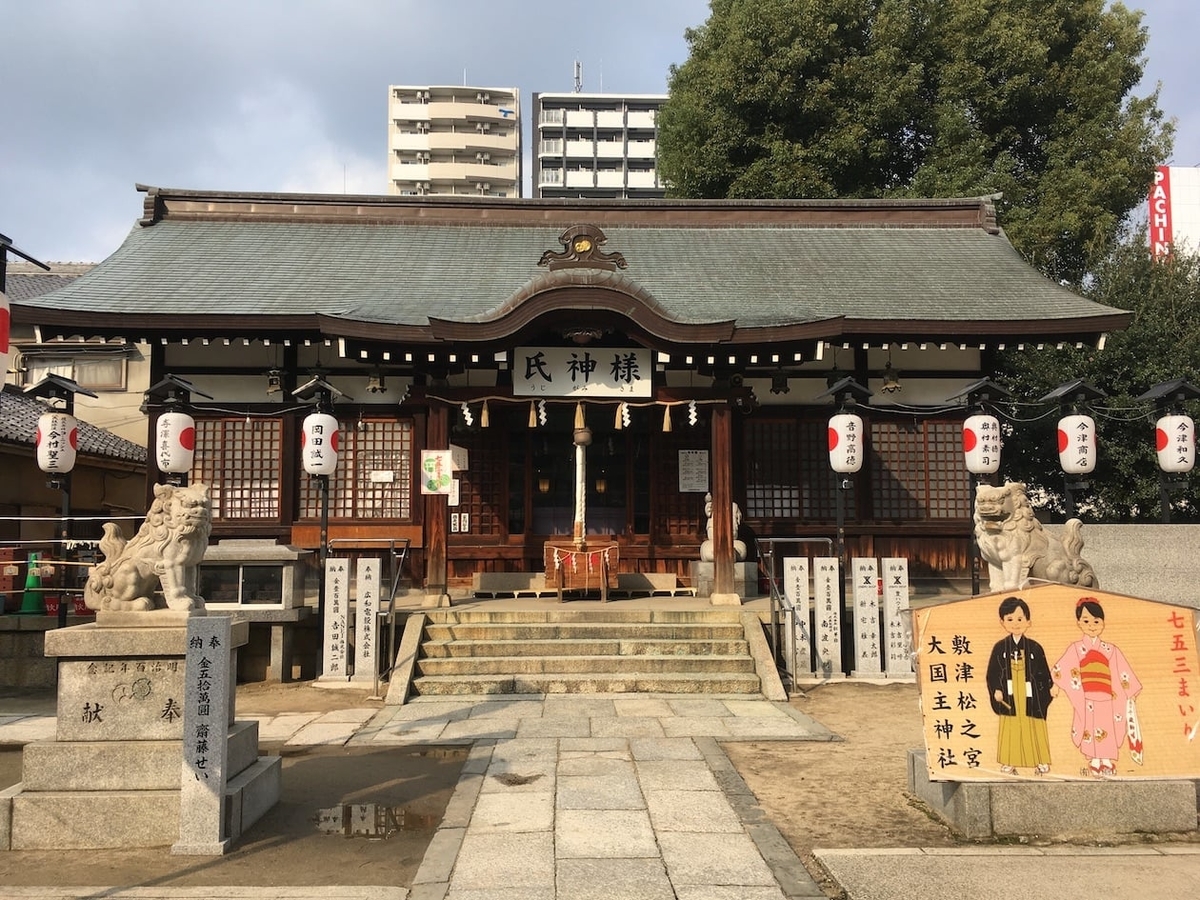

{"left": 689, "top": 562, "right": 760, "bottom": 600}
{"left": 0, "top": 611, "right": 281, "bottom": 851}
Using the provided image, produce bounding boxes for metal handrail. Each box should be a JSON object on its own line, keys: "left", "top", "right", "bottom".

{"left": 325, "top": 538, "right": 411, "bottom": 696}
{"left": 755, "top": 536, "right": 835, "bottom": 696}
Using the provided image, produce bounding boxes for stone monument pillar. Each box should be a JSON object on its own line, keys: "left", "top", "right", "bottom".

{"left": 0, "top": 484, "right": 281, "bottom": 852}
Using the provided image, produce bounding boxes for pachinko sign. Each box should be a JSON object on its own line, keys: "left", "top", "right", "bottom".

{"left": 1150, "top": 166, "right": 1173, "bottom": 259}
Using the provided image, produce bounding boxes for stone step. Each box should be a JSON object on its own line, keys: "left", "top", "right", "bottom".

{"left": 410, "top": 671, "right": 764, "bottom": 696}
{"left": 420, "top": 638, "right": 750, "bottom": 659}
{"left": 424, "top": 622, "right": 746, "bottom": 642}
{"left": 428, "top": 608, "right": 741, "bottom": 625}
{"left": 416, "top": 653, "right": 757, "bottom": 677}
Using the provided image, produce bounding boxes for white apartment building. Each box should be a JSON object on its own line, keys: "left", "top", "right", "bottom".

{"left": 388, "top": 85, "right": 521, "bottom": 197}
{"left": 532, "top": 93, "right": 667, "bottom": 199}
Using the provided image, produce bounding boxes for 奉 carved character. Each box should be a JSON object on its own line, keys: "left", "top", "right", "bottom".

{"left": 83, "top": 482, "right": 213, "bottom": 612}
{"left": 973, "top": 481, "right": 1097, "bottom": 593}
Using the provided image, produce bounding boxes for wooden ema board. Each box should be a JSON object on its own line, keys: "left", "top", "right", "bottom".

{"left": 543, "top": 542, "right": 619, "bottom": 602}
{"left": 915, "top": 583, "right": 1200, "bottom": 782}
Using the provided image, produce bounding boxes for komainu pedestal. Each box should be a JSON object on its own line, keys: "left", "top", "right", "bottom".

{"left": 1, "top": 612, "right": 281, "bottom": 851}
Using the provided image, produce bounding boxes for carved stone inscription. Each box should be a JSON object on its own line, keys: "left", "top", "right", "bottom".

{"left": 57, "top": 657, "right": 187, "bottom": 742}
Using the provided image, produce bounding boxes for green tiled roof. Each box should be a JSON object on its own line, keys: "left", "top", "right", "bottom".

{"left": 16, "top": 190, "right": 1127, "bottom": 341}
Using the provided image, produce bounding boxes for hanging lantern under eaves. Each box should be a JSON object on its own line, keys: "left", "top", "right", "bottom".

{"left": 1057, "top": 413, "right": 1096, "bottom": 475}
{"left": 828, "top": 412, "right": 864, "bottom": 474}
{"left": 155, "top": 411, "right": 196, "bottom": 474}
{"left": 302, "top": 412, "right": 339, "bottom": 475}
{"left": 962, "top": 413, "right": 1001, "bottom": 475}
{"left": 36, "top": 411, "right": 78, "bottom": 475}
{"left": 1156, "top": 413, "right": 1195, "bottom": 473}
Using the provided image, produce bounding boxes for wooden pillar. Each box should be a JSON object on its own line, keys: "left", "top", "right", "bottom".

{"left": 710, "top": 404, "right": 736, "bottom": 600}
{"left": 423, "top": 404, "right": 449, "bottom": 600}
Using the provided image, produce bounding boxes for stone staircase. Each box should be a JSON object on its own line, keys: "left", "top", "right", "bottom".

{"left": 397, "top": 608, "right": 777, "bottom": 697}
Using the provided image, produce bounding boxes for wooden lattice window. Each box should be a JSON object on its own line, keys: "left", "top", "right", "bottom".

{"left": 451, "top": 428, "right": 506, "bottom": 537}
{"left": 191, "top": 417, "right": 283, "bottom": 521}
{"left": 299, "top": 418, "right": 413, "bottom": 520}
{"left": 652, "top": 426, "right": 706, "bottom": 539}
{"left": 869, "top": 419, "right": 970, "bottom": 520}
{"left": 744, "top": 418, "right": 848, "bottom": 521}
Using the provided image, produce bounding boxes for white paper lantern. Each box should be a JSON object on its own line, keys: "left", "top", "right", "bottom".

{"left": 1156, "top": 414, "right": 1195, "bottom": 474}
{"left": 828, "top": 412, "right": 864, "bottom": 474}
{"left": 962, "top": 414, "right": 1001, "bottom": 474}
{"left": 1057, "top": 414, "right": 1096, "bottom": 475}
{"left": 155, "top": 411, "right": 196, "bottom": 474}
{"left": 302, "top": 412, "right": 339, "bottom": 475}
{"left": 36, "top": 412, "right": 77, "bottom": 474}
{"left": 0, "top": 290, "right": 10, "bottom": 384}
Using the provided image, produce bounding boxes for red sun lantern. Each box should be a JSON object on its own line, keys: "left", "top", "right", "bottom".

{"left": 1057, "top": 413, "right": 1096, "bottom": 475}
{"left": 1155, "top": 413, "right": 1195, "bottom": 474}
{"left": 962, "top": 414, "right": 1001, "bottom": 474}
{"left": 36, "top": 411, "right": 78, "bottom": 474}
{"left": 0, "top": 290, "right": 10, "bottom": 384}
{"left": 301, "top": 412, "right": 339, "bottom": 475}
{"left": 828, "top": 412, "right": 864, "bottom": 474}
{"left": 156, "top": 411, "right": 196, "bottom": 474}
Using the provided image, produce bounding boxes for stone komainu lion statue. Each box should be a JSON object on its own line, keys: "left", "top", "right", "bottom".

{"left": 699, "top": 492, "right": 747, "bottom": 562}
{"left": 84, "top": 482, "right": 213, "bottom": 612}
{"left": 973, "top": 481, "right": 1098, "bottom": 593}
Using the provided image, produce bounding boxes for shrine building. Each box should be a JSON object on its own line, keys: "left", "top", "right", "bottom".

{"left": 10, "top": 186, "right": 1129, "bottom": 599}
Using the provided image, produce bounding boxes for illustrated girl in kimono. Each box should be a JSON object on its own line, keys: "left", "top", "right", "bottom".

{"left": 985, "top": 596, "right": 1054, "bottom": 775}
{"left": 1051, "top": 597, "right": 1143, "bottom": 777}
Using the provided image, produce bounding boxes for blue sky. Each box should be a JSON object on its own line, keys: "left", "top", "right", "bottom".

{"left": 1, "top": 0, "right": 1195, "bottom": 263}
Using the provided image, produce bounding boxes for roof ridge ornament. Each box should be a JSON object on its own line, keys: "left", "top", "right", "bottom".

{"left": 539, "top": 224, "right": 628, "bottom": 271}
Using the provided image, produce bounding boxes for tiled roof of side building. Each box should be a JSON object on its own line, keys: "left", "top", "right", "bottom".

{"left": 0, "top": 385, "right": 147, "bottom": 464}
{"left": 3, "top": 262, "right": 94, "bottom": 302}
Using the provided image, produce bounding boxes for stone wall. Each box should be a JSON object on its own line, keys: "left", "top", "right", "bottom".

{"left": 1079, "top": 524, "right": 1200, "bottom": 608}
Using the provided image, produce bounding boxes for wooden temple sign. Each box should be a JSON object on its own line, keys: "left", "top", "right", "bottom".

{"left": 543, "top": 542, "right": 619, "bottom": 603}
{"left": 513, "top": 347, "right": 652, "bottom": 398}
{"left": 914, "top": 584, "right": 1200, "bottom": 782}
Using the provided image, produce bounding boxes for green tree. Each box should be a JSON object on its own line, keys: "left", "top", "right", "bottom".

{"left": 995, "top": 236, "right": 1200, "bottom": 521}
{"left": 659, "top": 0, "right": 1173, "bottom": 285}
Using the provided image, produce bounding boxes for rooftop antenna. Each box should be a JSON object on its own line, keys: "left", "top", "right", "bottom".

{"left": 573, "top": 60, "right": 583, "bottom": 93}
{"left": 598, "top": 58, "right": 603, "bottom": 92}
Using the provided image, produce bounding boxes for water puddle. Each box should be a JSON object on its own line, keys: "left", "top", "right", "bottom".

{"left": 316, "top": 803, "right": 440, "bottom": 838}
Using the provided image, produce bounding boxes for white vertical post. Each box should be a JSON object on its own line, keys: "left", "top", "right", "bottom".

{"left": 174, "top": 614, "right": 233, "bottom": 856}
{"left": 851, "top": 558, "right": 882, "bottom": 677}
{"left": 813, "top": 557, "right": 843, "bottom": 680}
{"left": 322, "top": 558, "right": 349, "bottom": 681}
{"left": 882, "top": 557, "right": 914, "bottom": 680}
{"left": 783, "top": 557, "right": 813, "bottom": 678}
{"left": 352, "top": 558, "right": 380, "bottom": 683}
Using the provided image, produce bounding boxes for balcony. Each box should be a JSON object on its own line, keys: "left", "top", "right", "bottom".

{"left": 427, "top": 161, "right": 519, "bottom": 182}
{"left": 425, "top": 131, "right": 515, "bottom": 154}
{"left": 627, "top": 110, "right": 657, "bottom": 128}
{"left": 538, "top": 168, "right": 564, "bottom": 186}
{"left": 627, "top": 170, "right": 660, "bottom": 188}
{"left": 627, "top": 139, "right": 656, "bottom": 159}
{"left": 596, "top": 111, "right": 625, "bottom": 128}
{"left": 565, "top": 140, "right": 597, "bottom": 158}
{"left": 595, "top": 141, "right": 625, "bottom": 158}
{"left": 565, "top": 170, "right": 596, "bottom": 189}
{"left": 596, "top": 170, "right": 626, "bottom": 189}
{"left": 565, "top": 110, "right": 594, "bottom": 127}
{"left": 427, "top": 101, "right": 516, "bottom": 124}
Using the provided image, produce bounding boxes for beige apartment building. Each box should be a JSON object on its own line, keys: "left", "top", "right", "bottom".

{"left": 532, "top": 92, "right": 666, "bottom": 199}
{"left": 387, "top": 85, "right": 521, "bottom": 197}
